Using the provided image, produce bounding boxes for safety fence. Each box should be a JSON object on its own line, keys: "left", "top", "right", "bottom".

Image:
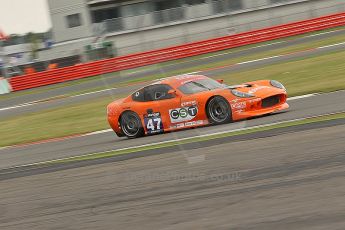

{"left": 8, "top": 12, "right": 345, "bottom": 91}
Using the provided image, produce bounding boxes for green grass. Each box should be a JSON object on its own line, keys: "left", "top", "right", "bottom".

{"left": 1, "top": 27, "right": 344, "bottom": 100}
{"left": 219, "top": 50, "right": 345, "bottom": 96}
{"left": 39, "top": 112, "right": 345, "bottom": 165}
{"left": 0, "top": 96, "right": 116, "bottom": 147}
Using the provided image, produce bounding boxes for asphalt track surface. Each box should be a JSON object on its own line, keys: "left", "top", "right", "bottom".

{"left": 1, "top": 28, "right": 345, "bottom": 111}
{"left": 0, "top": 90, "right": 344, "bottom": 170}
{"left": 0, "top": 123, "right": 344, "bottom": 229}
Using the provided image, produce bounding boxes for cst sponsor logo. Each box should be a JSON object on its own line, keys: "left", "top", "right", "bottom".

{"left": 231, "top": 102, "right": 246, "bottom": 110}
{"left": 169, "top": 106, "right": 198, "bottom": 123}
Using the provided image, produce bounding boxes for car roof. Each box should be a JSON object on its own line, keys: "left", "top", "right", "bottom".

{"left": 154, "top": 74, "right": 209, "bottom": 88}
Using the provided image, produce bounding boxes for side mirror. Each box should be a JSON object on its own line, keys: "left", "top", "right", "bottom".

{"left": 216, "top": 79, "right": 224, "bottom": 84}
{"left": 168, "top": 89, "right": 179, "bottom": 98}
{"left": 168, "top": 89, "right": 177, "bottom": 95}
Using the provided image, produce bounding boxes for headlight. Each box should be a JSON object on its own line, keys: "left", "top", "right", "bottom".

{"left": 270, "top": 80, "right": 286, "bottom": 90}
{"left": 231, "top": 90, "right": 254, "bottom": 98}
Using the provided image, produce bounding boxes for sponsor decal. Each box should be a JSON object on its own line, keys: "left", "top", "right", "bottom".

{"left": 235, "top": 109, "right": 245, "bottom": 114}
{"left": 181, "top": 100, "right": 197, "bottom": 107}
{"left": 249, "top": 98, "right": 261, "bottom": 104}
{"left": 231, "top": 101, "right": 246, "bottom": 110}
{"left": 170, "top": 120, "right": 204, "bottom": 129}
{"left": 144, "top": 112, "right": 163, "bottom": 134}
{"left": 185, "top": 121, "right": 195, "bottom": 127}
{"left": 248, "top": 86, "right": 270, "bottom": 94}
{"left": 177, "top": 123, "right": 185, "bottom": 128}
{"left": 169, "top": 106, "right": 198, "bottom": 123}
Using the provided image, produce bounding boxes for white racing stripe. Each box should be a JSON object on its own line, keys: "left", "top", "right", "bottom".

{"left": 5, "top": 110, "right": 344, "bottom": 170}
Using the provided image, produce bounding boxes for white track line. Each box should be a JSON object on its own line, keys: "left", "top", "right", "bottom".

{"left": 0, "top": 102, "right": 35, "bottom": 111}
{"left": 287, "top": 93, "right": 316, "bottom": 101}
{"left": 196, "top": 41, "right": 286, "bottom": 60}
{"left": 69, "top": 87, "right": 118, "bottom": 98}
{"left": 317, "top": 41, "right": 345, "bottom": 49}
{"left": 4, "top": 110, "right": 344, "bottom": 170}
{"left": 305, "top": 29, "right": 345, "bottom": 38}
{"left": 237, "top": 55, "right": 282, "bottom": 65}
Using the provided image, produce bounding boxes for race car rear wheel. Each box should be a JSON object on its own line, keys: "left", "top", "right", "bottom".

{"left": 120, "top": 111, "right": 144, "bottom": 138}
{"left": 206, "top": 96, "right": 232, "bottom": 124}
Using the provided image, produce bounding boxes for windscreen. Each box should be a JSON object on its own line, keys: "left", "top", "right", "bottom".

{"left": 178, "top": 78, "right": 225, "bottom": 94}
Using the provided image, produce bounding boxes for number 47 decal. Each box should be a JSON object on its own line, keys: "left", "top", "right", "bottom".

{"left": 147, "top": 118, "right": 162, "bottom": 131}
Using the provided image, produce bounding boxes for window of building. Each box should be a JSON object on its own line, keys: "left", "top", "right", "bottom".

{"left": 212, "top": 0, "right": 243, "bottom": 14}
{"left": 66, "top": 14, "right": 82, "bottom": 28}
{"left": 121, "top": 2, "right": 154, "bottom": 17}
{"left": 185, "top": 0, "right": 206, "bottom": 6}
{"left": 154, "top": 0, "right": 182, "bottom": 11}
{"left": 92, "top": 7, "right": 120, "bottom": 23}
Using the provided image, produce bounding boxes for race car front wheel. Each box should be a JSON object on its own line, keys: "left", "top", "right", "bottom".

{"left": 206, "top": 96, "right": 232, "bottom": 124}
{"left": 120, "top": 111, "right": 144, "bottom": 138}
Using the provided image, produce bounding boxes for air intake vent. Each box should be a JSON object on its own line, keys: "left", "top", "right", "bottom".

{"left": 262, "top": 95, "right": 280, "bottom": 108}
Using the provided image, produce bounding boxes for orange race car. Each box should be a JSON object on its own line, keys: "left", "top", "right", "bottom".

{"left": 107, "top": 75, "right": 289, "bottom": 138}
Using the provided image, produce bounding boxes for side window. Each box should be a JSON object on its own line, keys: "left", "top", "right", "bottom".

{"left": 66, "top": 14, "right": 82, "bottom": 28}
{"left": 132, "top": 88, "right": 145, "bottom": 102}
{"left": 145, "top": 84, "right": 175, "bottom": 101}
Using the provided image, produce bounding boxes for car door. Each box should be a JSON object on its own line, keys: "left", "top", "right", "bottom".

{"left": 141, "top": 84, "right": 181, "bottom": 134}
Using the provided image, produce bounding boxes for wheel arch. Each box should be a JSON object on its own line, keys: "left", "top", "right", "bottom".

{"left": 205, "top": 95, "right": 231, "bottom": 117}
{"left": 118, "top": 110, "right": 145, "bottom": 138}
{"left": 205, "top": 95, "right": 233, "bottom": 123}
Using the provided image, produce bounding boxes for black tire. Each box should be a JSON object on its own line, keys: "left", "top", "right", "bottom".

{"left": 206, "top": 96, "right": 232, "bottom": 124}
{"left": 120, "top": 111, "right": 144, "bottom": 138}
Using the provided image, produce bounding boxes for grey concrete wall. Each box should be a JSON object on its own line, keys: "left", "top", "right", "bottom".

{"left": 38, "top": 38, "right": 94, "bottom": 62}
